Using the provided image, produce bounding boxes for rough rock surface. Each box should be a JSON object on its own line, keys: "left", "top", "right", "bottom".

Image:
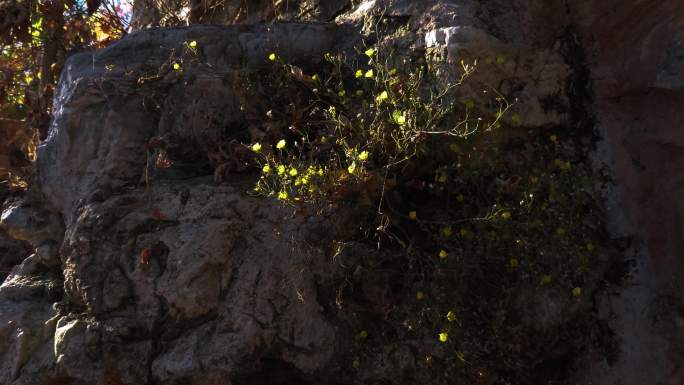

{"left": 130, "top": 0, "right": 350, "bottom": 29}
{"left": 459, "top": 1, "right": 684, "bottom": 383}
{"left": 1, "top": 23, "right": 362, "bottom": 385}
{"left": 1, "top": 1, "right": 683, "bottom": 384}
{"left": 572, "top": 2, "right": 684, "bottom": 384}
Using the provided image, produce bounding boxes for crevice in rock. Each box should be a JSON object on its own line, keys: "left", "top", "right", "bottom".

{"left": 0, "top": 228, "right": 32, "bottom": 281}
{"left": 559, "top": 25, "right": 596, "bottom": 139}
{"left": 231, "top": 358, "right": 316, "bottom": 385}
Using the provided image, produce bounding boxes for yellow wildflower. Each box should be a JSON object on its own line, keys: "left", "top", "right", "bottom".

{"left": 277, "top": 165, "right": 286, "bottom": 175}
{"left": 439, "top": 250, "right": 448, "bottom": 260}
{"left": 446, "top": 311, "right": 456, "bottom": 322}
{"left": 268, "top": 52, "right": 277, "bottom": 61}
{"left": 442, "top": 226, "right": 452, "bottom": 237}
{"left": 276, "top": 139, "right": 286, "bottom": 149}
{"left": 262, "top": 164, "right": 271, "bottom": 174}
{"left": 289, "top": 168, "right": 298, "bottom": 176}
{"left": 394, "top": 111, "right": 406, "bottom": 125}
{"left": 572, "top": 287, "right": 582, "bottom": 297}
{"left": 364, "top": 48, "right": 375, "bottom": 57}
{"left": 347, "top": 162, "right": 357, "bottom": 174}
{"left": 278, "top": 191, "right": 288, "bottom": 200}
{"left": 438, "top": 332, "right": 448, "bottom": 343}
{"left": 172, "top": 62, "right": 181, "bottom": 71}
{"left": 355, "top": 69, "right": 363, "bottom": 78}
{"left": 364, "top": 69, "right": 374, "bottom": 78}
{"left": 188, "top": 40, "right": 197, "bottom": 48}
{"left": 251, "top": 142, "right": 262, "bottom": 152}
{"left": 358, "top": 151, "right": 369, "bottom": 161}
{"left": 376, "top": 90, "right": 388, "bottom": 102}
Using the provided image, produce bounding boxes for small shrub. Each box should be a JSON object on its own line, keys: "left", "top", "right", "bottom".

{"left": 249, "top": 47, "right": 509, "bottom": 207}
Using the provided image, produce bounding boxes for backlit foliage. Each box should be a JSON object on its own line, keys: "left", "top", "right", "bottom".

{"left": 0, "top": 0, "right": 132, "bottom": 190}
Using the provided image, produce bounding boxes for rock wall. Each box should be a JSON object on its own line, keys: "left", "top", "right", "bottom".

{"left": 1, "top": 1, "right": 683, "bottom": 384}
{"left": 572, "top": 2, "right": 684, "bottom": 384}
{"left": 1, "top": 23, "right": 362, "bottom": 385}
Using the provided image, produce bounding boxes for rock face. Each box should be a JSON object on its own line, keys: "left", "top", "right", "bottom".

{"left": 2, "top": 23, "right": 361, "bottom": 385}
{"left": 571, "top": 2, "right": 684, "bottom": 384}
{"left": 129, "top": 0, "right": 350, "bottom": 29}
{"left": 1, "top": 1, "right": 683, "bottom": 384}
{"left": 467, "top": 1, "right": 684, "bottom": 383}
{"left": 51, "top": 183, "right": 352, "bottom": 385}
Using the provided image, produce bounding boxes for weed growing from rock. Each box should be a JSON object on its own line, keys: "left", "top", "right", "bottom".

{"left": 242, "top": 43, "right": 615, "bottom": 384}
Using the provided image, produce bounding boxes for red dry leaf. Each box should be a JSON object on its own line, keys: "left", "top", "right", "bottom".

{"left": 146, "top": 136, "right": 162, "bottom": 152}
{"left": 498, "top": 175, "right": 522, "bottom": 194}
{"left": 507, "top": 175, "right": 521, "bottom": 189}
{"left": 150, "top": 207, "right": 168, "bottom": 221}
{"left": 139, "top": 247, "right": 152, "bottom": 265}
